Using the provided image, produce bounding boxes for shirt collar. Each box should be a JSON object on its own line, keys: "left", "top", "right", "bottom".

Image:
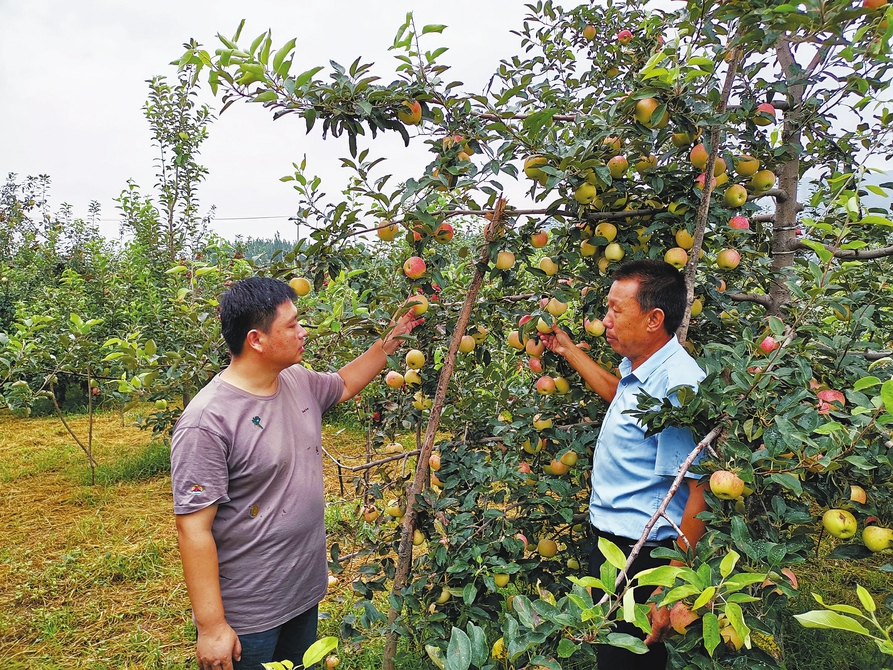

{"left": 620, "top": 336, "right": 682, "bottom": 383}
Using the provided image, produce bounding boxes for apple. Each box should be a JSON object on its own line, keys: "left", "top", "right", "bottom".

{"left": 728, "top": 215, "right": 750, "bottom": 230}
{"left": 734, "top": 154, "right": 760, "bottom": 176}
{"left": 670, "top": 601, "right": 700, "bottom": 635}
{"left": 580, "top": 239, "right": 598, "bottom": 257}
{"left": 533, "top": 414, "right": 553, "bottom": 430}
{"left": 507, "top": 330, "right": 525, "bottom": 350}
{"left": 595, "top": 222, "right": 617, "bottom": 242}
{"left": 361, "top": 505, "right": 380, "bottom": 522}
{"left": 518, "top": 462, "right": 532, "bottom": 475}
{"left": 495, "top": 251, "right": 515, "bottom": 270}
{"left": 634, "top": 98, "right": 668, "bottom": 128}
{"left": 583, "top": 24, "right": 597, "bottom": 40}
{"left": 429, "top": 451, "right": 442, "bottom": 471}
{"left": 155, "top": 399, "right": 168, "bottom": 410}
{"left": 458, "top": 335, "right": 476, "bottom": 353}
{"left": 713, "top": 157, "right": 728, "bottom": 176}
{"left": 545, "top": 458, "right": 570, "bottom": 475}
{"left": 567, "top": 557, "right": 581, "bottom": 570}
{"left": 528, "top": 357, "right": 544, "bottom": 373}
{"left": 325, "top": 655, "right": 340, "bottom": 669}
{"left": 574, "top": 182, "right": 598, "bottom": 204}
{"left": 607, "top": 155, "right": 629, "bottom": 178}
{"left": 603, "top": 243, "right": 624, "bottom": 262}
{"left": 694, "top": 173, "right": 717, "bottom": 190}
{"left": 413, "top": 391, "right": 433, "bottom": 411}
{"left": 753, "top": 102, "right": 776, "bottom": 126}
{"left": 516, "top": 533, "right": 529, "bottom": 551}
{"left": 408, "top": 294, "right": 428, "bottom": 315}
{"left": 664, "top": 247, "right": 689, "bottom": 269}
{"left": 403, "top": 256, "right": 427, "bottom": 279}
{"left": 435, "top": 587, "right": 451, "bottom": 604}
{"left": 723, "top": 184, "right": 748, "bottom": 207}
{"left": 536, "top": 376, "right": 557, "bottom": 395}
{"left": 377, "top": 221, "right": 400, "bottom": 241}
{"left": 539, "top": 257, "right": 559, "bottom": 275}
{"left": 671, "top": 131, "right": 695, "bottom": 147}
{"left": 719, "top": 616, "right": 744, "bottom": 651}
{"left": 675, "top": 229, "right": 695, "bottom": 250}
{"left": 863, "top": 525, "right": 893, "bottom": 551}
{"left": 404, "top": 369, "right": 422, "bottom": 386}
{"left": 412, "top": 529, "right": 426, "bottom": 546}
{"left": 536, "top": 316, "right": 554, "bottom": 334}
{"left": 434, "top": 222, "right": 454, "bottom": 243}
{"left": 850, "top": 485, "right": 867, "bottom": 504}
{"left": 750, "top": 169, "right": 777, "bottom": 193}
{"left": 865, "top": 0, "right": 888, "bottom": 8}
{"left": 584, "top": 318, "right": 606, "bottom": 337}
{"left": 430, "top": 472, "right": 442, "bottom": 487}
{"left": 524, "top": 155, "right": 548, "bottom": 180}
{"left": 405, "top": 349, "right": 426, "bottom": 370}
{"left": 494, "top": 573, "right": 511, "bottom": 587}
{"left": 537, "top": 538, "right": 559, "bottom": 557}
{"left": 523, "top": 437, "right": 545, "bottom": 454}
{"left": 716, "top": 248, "right": 741, "bottom": 270}
{"left": 397, "top": 99, "right": 422, "bottom": 125}
{"left": 822, "top": 508, "right": 858, "bottom": 539}
{"left": 759, "top": 335, "right": 778, "bottom": 354}
{"left": 710, "top": 470, "right": 745, "bottom": 500}
{"left": 289, "top": 277, "right": 312, "bottom": 296}
{"left": 553, "top": 377, "right": 570, "bottom": 394}
{"left": 471, "top": 325, "right": 488, "bottom": 344}
{"left": 559, "top": 450, "right": 578, "bottom": 466}
{"left": 817, "top": 388, "right": 846, "bottom": 413}
{"left": 635, "top": 154, "right": 658, "bottom": 173}
{"left": 545, "top": 298, "right": 568, "bottom": 317}
{"left": 690, "top": 297, "right": 703, "bottom": 317}
{"left": 385, "top": 371, "right": 405, "bottom": 389}
{"left": 617, "top": 29, "right": 633, "bottom": 44}
{"left": 530, "top": 230, "right": 549, "bottom": 248}
{"left": 689, "top": 144, "right": 709, "bottom": 169}
{"left": 385, "top": 499, "right": 405, "bottom": 518}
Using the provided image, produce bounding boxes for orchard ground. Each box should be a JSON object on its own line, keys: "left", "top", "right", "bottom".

{"left": 0, "top": 409, "right": 891, "bottom": 669}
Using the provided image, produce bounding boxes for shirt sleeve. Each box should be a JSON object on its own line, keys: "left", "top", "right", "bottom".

{"left": 170, "top": 425, "right": 232, "bottom": 515}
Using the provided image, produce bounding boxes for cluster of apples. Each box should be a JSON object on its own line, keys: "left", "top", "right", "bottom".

{"left": 822, "top": 485, "right": 892, "bottom": 552}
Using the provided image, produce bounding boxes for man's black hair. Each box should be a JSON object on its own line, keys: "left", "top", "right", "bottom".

{"left": 219, "top": 277, "right": 296, "bottom": 356}
{"left": 612, "top": 259, "right": 686, "bottom": 335}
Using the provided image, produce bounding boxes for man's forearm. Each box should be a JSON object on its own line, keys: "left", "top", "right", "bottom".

{"left": 561, "top": 345, "right": 620, "bottom": 402}
{"left": 338, "top": 339, "right": 389, "bottom": 402}
{"left": 176, "top": 513, "right": 227, "bottom": 631}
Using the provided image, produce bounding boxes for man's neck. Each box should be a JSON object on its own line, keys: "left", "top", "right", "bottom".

{"left": 219, "top": 356, "right": 281, "bottom": 396}
{"left": 628, "top": 334, "right": 674, "bottom": 371}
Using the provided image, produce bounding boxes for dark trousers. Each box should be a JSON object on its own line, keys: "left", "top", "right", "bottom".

{"left": 233, "top": 604, "right": 319, "bottom": 670}
{"left": 588, "top": 528, "right": 673, "bottom": 670}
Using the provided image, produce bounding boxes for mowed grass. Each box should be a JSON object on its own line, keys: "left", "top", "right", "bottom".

{"left": 0, "top": 409, "right": 381, "bottom": 670}
{"left": 1, "top": 409, "right": 892, "bottom": 669}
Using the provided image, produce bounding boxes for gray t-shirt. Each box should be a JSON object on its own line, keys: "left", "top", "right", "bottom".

{"left": 170, "top": 364, "right": 344, "bottom": 634}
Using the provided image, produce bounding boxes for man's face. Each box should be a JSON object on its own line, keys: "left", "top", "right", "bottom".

{"left": 602, "top": 278, "right": 652, "bottom": 360}
{"left": 261, "top": 300, "right": 308, "bottom": 367}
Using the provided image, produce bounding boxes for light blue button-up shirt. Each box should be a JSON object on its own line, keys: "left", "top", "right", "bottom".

{"left": 589, "top": 336, "right": 706, "bottom": 542}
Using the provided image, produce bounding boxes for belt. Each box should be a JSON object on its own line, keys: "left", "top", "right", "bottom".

{"left": 591, "top": 526, "right": 675, "bottom": 550}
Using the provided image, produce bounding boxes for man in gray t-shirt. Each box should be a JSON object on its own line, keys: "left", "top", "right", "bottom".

{"left": 172, "top": 277, "right": 422, "bottom": 670}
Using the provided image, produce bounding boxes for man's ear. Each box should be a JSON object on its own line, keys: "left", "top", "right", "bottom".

{"left": 647, "top": 308, "right": 666, "bottom": 332}
{"left": 244, "top": 328, "right": 264, "bottom": 353}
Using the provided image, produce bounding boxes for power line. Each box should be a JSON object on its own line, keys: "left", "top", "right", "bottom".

{"left": 97, "top": 214, "right": 293, "bottom": 222}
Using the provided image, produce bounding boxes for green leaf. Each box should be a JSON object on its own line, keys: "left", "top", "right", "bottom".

{"left": 724, "top": 601, "right": 748, "bottom": 648}
{"left": 302, "top": 637, "right": 337, "bottom": 668}
{"left": 426, "top": 644, "right": 446, "bottom": 670}
{"left": 814, "top": 421, "right": 844, "bottom": 435}
{"left": 799, "top": 238, "right": 833, "bottom": 262}
{"left": 294, "top": 66, "right": 324, "bottom": 89}
{"left": 692, "top": 585, "right": 716, "bottom": 610}
{"left": 422, "top": 24, "right": 447, "bottom": 34}
{"left": 703, "top": 612, "right": 721, "bottom": 656}
{"left": 605, "top": 632, "right": 649, "bottom": 654}
{"left": 522, "top": 108, "right": 559, "bottom": 135}
{"left": 881, "top": 379, "right": 893, "bottom": 415}
{"left": 719, "top": 550, "right": 740, "bottom": 578}
{"left": 466, "top": 622, "right": 488, "bottom": 668}
{"left": 794, "top": 610, "right": 871, "bottom": 635}
{"left": 858, "top": 214, "right": 893, "bottom": 227}
{"left": 854, "top": 376, "right": 881, "bottom": 391}
{"left": 557, "top": 637, "right": 578, "bottom": 658}
{"left": 635, "top": 565, "right": 682, "bottom": 587}
{"left": 856, "top": 585, "right": 877, "bottom": 613}
{"left": 445, "top": 627, "right": 472, "bottom": 670}
{"left": 598, "top": 537, "right": 628, "bottom": 570}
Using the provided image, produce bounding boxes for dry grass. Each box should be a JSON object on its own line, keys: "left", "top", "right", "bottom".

{"left": 0, "top": 409, "right": 392, "bottom": 670}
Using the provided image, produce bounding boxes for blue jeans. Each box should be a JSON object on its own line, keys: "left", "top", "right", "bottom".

{"left": 233, "top": 605, "right": 319, "bottom": 670}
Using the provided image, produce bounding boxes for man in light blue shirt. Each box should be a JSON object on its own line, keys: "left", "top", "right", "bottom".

{"left": 542, "top": 259, "right": 707, "bottom": 669}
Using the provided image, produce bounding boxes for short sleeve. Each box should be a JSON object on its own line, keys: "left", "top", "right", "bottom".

{"left": 170, "top": 426, "right": 232, "bottom": 514}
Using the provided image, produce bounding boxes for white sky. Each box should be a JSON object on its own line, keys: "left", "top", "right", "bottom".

{"left": 0, "top": 0, "right": 531, "bottom": 242}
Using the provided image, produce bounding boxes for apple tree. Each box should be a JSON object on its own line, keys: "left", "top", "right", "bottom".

{"left": 178, "top": 0, "right": 893, "bottom": 667}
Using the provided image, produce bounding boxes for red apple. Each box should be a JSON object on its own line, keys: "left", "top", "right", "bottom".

{"left": 397, "top": 100, "right": 422, "bottom": 125}
{"left": 759, "top": 336, "right": 778, "bottom": 354}
{"left": 716, "top": 248, "right": 741, "bottom": 270}
{"left": 617, "top": 29, "right": 633, "bottom": 44}
{"left": 583, "top": 24, "right": 597, "bottom": 40}
{"left": 536, "top": 376, "right": 557, "bottom": 395}
{"left": 670, "top": 601, "right": 700, "bottom": 635}
{"left": 403, "top": 256, "right": 427, "bottom": 279}
{"left": 753, "top": 102, "right": 776, "bottom": 126}
{"left": 729, "top": 215, "right": 750, "bottom": 230}
{"left": 434, "top": 222, "right": 454, "bottom": 243}
{"left": 385, "top": 371, "right": 405, "bottom": 389}
{"left": 530, "top": 230, "right": 549, "bottom": 248}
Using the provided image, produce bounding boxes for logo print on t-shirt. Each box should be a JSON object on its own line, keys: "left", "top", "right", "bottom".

{"left": 189, "top": 484, "right": 204, "bottom": 495}
{"left": 252, "top": 416, "right": 264, "bottom": 429}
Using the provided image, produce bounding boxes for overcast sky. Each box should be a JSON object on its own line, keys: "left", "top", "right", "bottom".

{"left": 1, "top": 0, "right": 531, "bottom": 242}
